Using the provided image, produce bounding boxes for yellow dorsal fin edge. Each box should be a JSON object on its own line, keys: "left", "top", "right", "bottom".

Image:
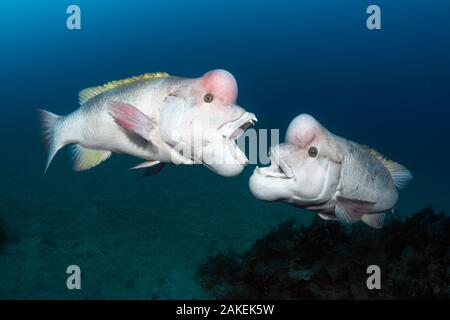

{"left": 361, "top": 145, "right": 394, "bottom": 168}
{"left": 79, "top": 72, "right": 169, "bottom": 105}
{"left": 360, "top": 145, "right": 413, "bottom": 188}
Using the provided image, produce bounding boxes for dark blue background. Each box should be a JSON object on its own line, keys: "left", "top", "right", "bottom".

{"left": 0, "top": 1, "right": 448, "bottom": 298}
{"left": 1, "top": 0, "right": 449, "bottom": 211}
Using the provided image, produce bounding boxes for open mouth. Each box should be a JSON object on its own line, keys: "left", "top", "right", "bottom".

{"left": 218, "top": 112, "right": 257, "bottom": 165}
{"left": 255, "top": 147, "right": 293, "bottom": 179}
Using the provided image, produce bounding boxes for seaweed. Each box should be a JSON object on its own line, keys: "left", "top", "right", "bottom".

{"left": 196, "top": 207, "right": 449, "bottom": 299}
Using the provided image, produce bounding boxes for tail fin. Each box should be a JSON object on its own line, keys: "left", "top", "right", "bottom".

{"left": 384, "top": 161, "right": 413, "bottom": 189}
{"left": 37, "top": 109, "right": 65, "bottom": 174}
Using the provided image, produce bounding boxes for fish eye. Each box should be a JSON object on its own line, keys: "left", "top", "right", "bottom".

{"left": 204, "top": 93, "right": 214, "bottom": 103}
{"left": 308, "top": 146, "right": 318, "bottom": 158}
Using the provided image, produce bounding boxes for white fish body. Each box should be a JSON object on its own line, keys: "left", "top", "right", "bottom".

{"left": 249, "top": 114, "right": 413, "bottom": 229}
{"left": 39, "top": 70, "right": 257, "bottom": 177}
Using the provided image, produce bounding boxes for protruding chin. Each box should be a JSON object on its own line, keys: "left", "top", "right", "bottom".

{"left": 249, "top": 171, "right": 291, "bottom": 201}
{"left": 208, "top": 163, "right": 245, "bottom": 177}
{"left": 201, "top": 137, "right": 247, "bottom": 177}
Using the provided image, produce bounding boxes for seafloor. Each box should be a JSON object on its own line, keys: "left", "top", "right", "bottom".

{"left": 0, "top": 160, "right": 307, "bottom": 299}
{"left": 0, "top": 155, "right": 448, "bottom": 299}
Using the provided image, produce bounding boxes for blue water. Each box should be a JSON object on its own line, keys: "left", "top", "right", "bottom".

{"left": 0, "top": 0, "right": 449, "bottom": 298}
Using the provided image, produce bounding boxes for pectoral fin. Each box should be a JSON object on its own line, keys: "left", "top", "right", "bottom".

{"left": 109, "top": 102, "right": 156, "bottom": 141}
{"left": 335, "top": 196, "right": 375, "bottom": 224}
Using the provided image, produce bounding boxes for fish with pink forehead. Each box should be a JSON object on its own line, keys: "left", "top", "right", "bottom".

{"left": 38, "top": 70, "right": 257, "bottom": 177}
{"left": 249, "top": 114, "right": 412, "bottom": 229}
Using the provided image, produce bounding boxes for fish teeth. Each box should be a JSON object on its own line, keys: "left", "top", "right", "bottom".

{"left": 247, "top": 116, "right": 257, "bottom": 125}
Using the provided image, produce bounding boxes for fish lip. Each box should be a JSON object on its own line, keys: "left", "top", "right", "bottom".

{"left": 254, "top": 148, "right": 294, "bottom": 179}
{"left": 218, "top": 112, "right": 257, "bottom": 140}
{"left": 218, "top": 112, "right": 257, "bottom": 165}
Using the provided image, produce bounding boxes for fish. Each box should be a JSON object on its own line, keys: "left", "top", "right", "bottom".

{"left": 249, "top": 114, "right": 413, "bottom": 229}
{"left": 38, "top": 69, "right": 257, "bottom": 177}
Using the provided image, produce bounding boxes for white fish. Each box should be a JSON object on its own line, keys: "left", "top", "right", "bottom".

{"left": 249, "top": 114, "right": 413, "bottom": 229}
{"left": 38, "top": 69, "right": 257, "bottom": 177}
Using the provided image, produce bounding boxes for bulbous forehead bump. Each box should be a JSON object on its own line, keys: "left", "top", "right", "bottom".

{"left": 286, "top": 114, "right": 322, "bottom": 149}
{"left": 200, "top": 69, "right": 238, "bottom": 104}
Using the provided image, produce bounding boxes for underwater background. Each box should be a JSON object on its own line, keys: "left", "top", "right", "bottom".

{"left": 0, "top": 0, "right": 449, "bottom": 299}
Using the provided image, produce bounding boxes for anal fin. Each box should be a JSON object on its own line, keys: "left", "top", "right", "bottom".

{"left": 335, "top": 196, "right": 375, "bottom": 224}
{"left": 71, "top": 145, "right": 111, "bottom": 171}
{"left": 361, "top": 212, "right": 386, "bottom": 229}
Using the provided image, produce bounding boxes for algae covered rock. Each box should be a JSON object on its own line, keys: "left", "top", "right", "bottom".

{"left": 196, "top": 207, "right": 449, "bottom": 299}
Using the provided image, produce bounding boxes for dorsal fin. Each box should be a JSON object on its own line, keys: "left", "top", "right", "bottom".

{"left": 360, "top": 145, "right": 413, "bottom": 189}
{"left": 79, "top": 72, "right": 169, "bottom": 105}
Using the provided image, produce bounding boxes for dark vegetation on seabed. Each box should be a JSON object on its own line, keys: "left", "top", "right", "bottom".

{"left": 196, "top": 207, "right": 449, "bottom": 299}
{"left": 0, "top": 215, "right": 7, "bottom": 253}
